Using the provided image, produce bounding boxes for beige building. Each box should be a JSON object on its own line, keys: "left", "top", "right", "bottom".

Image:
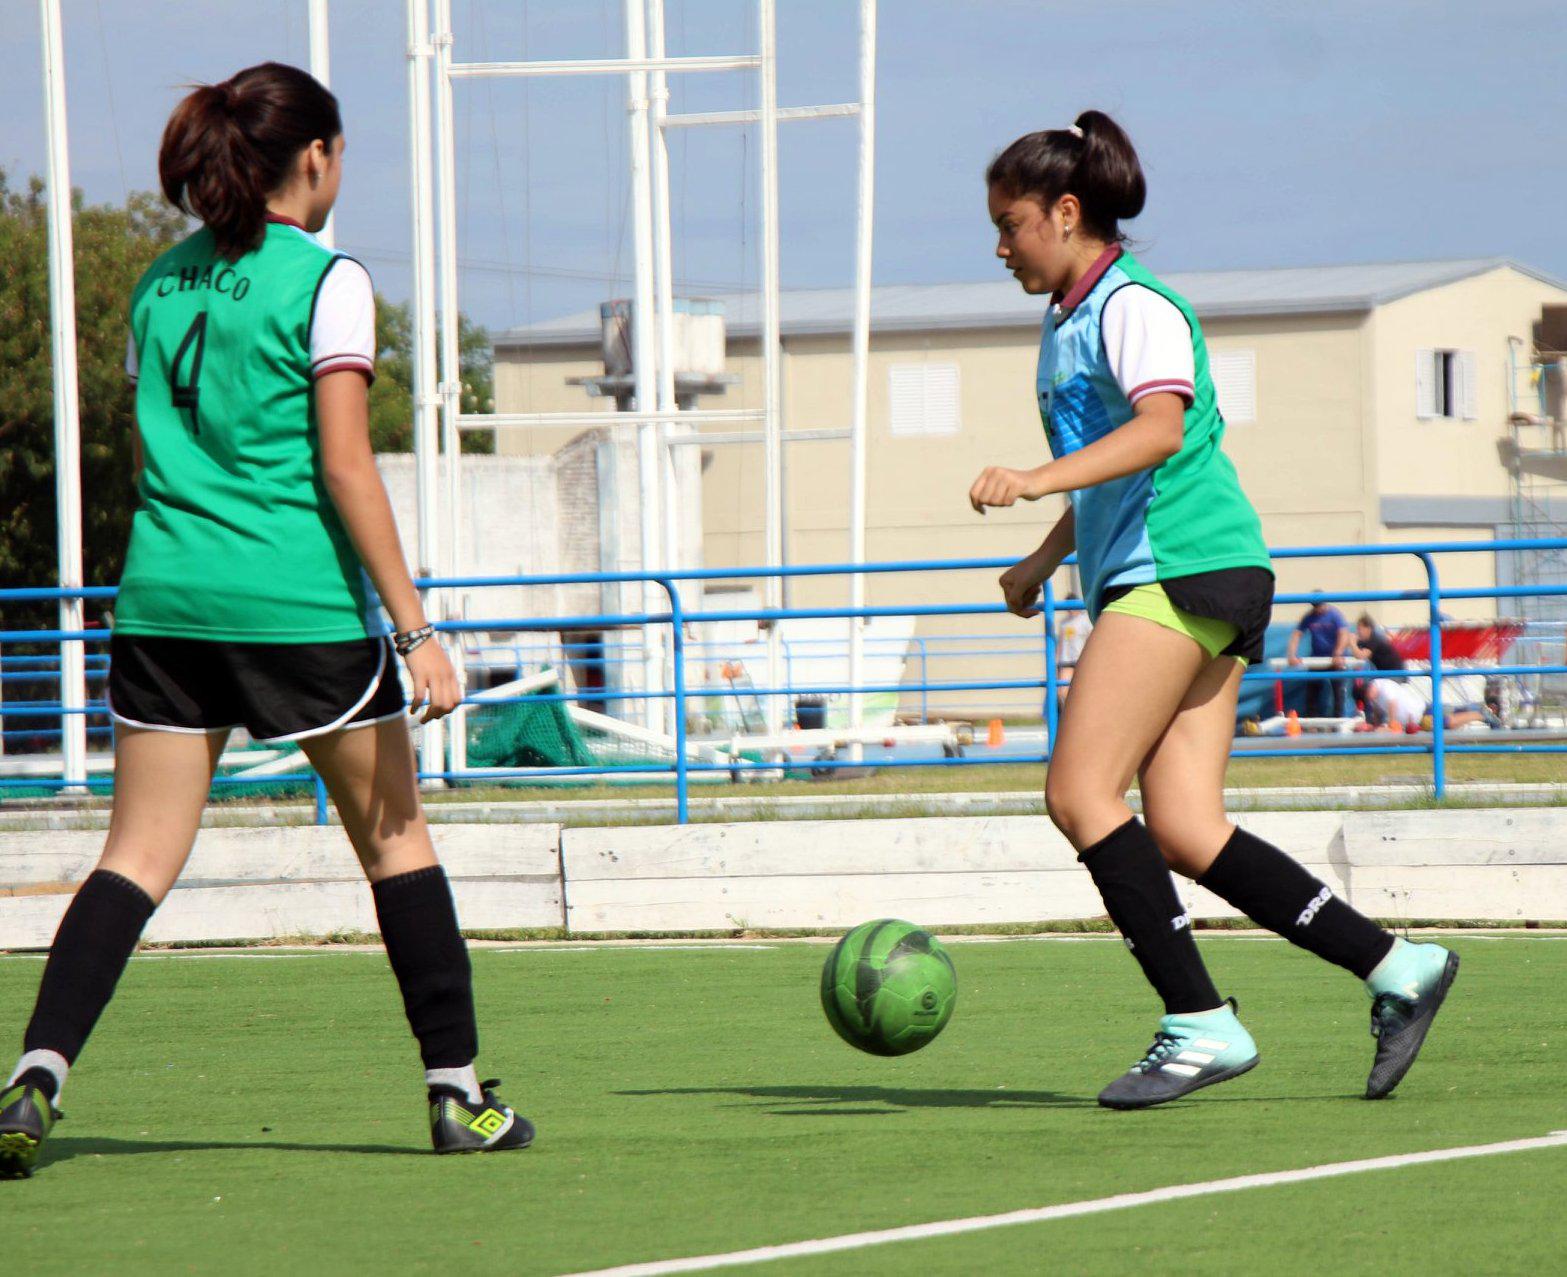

{"left": 493, "top": 259, "right": 1567, "bottom": 712}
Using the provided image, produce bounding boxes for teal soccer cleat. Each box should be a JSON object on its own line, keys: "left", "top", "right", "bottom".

{"left": 1364, "top": 941, "right": 1460, "bottom": 1100}
{"left": 1098, "top": 999, "right": 1260, "bottom": 1110}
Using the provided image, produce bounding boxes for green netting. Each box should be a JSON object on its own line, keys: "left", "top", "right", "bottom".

{"left": 465, "top": 678, "right": 679, "bottom": 776}
{"left": 467, "top": 694, "right": 597, "bottom": 769}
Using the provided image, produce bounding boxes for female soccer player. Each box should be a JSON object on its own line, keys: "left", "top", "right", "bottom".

{"left": 970, "top": 111, "right": 1458, "bottom": 1109}
{"left": 0, "top": 63, "right": 531, "bottom": 1177}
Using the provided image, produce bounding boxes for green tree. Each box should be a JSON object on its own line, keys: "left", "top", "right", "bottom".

{"left": 369, "top": 297, "right": 495, "bottom": 455}
{"left": 0, "top": 173, "right": 185, "bottom": 600}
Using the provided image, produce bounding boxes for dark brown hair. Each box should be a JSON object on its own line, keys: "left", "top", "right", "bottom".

{"left": 159, "top": 62, "right": 341, "bottom": 261}
{"left": 986, "top": 109, "right": 1146, "bottom": 242}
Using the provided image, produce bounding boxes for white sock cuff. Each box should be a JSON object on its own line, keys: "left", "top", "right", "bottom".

{"left": 8, "top": 1049, "right": 69, "bottom": 1099}
{"left": 425, "top": 1063, "right": 483, "bottom": 1106}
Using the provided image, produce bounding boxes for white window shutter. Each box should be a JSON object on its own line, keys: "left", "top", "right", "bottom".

{"left": 924, "top": 363, "right": 960, "bottom": 435}
{"left": 888, "top": 363, "right": 960, "bottom": 436}
{"left": 1458, "top": 350, "right": 1479, "bottom": 420}
{"left": 1209, "top": 349, "right": 1256, "bottom": 424}
{"left": 1415, "top": 349, "right": 1437, "bottom": 419}
{"left": 889, "top": 365, "right": 925, "bottom": 436}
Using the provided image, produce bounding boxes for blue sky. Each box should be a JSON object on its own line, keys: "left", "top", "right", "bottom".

{"left": 2, "top": 0, "right": 1564, "bottom": 335}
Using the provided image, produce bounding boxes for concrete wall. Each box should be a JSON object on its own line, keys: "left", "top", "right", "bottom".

{"left": 0, "top": 825, "right": 562, "bottom": 950}
{"left": 4, "top": 811, "right": 1563, "bottom": 948}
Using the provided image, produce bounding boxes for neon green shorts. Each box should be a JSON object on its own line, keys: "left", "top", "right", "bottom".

{"left": 1101, "top": 583, "right": 1246, "bottom": 665}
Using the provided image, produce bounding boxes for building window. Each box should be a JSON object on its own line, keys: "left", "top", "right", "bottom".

{"left": 889, "top": 362, "right": 960, "bottom": 436}
{"left": 1416, "top": 348, "right": 1478, "bottom": 420}
{"left": 1209, "top": 349, "right": 1256, "bottom": 424}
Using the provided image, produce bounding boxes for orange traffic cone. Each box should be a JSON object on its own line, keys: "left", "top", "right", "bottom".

{"left": 987, "top": 718, "right": 1005, "bottom": 747}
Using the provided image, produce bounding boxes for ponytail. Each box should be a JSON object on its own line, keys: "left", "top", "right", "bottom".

{"left": 985, "top": 109, "right": 1146, "bottom": 242}
{"left": 159, "top": 62, "right": 341, "bottom": 261}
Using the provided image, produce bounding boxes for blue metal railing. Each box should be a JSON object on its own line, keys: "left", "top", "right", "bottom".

{"left": 2, "top": 537, "right": 1565, "bottom": 821}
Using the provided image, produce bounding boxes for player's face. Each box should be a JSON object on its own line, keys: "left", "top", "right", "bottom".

{"left": 989, "top": 186, "right": 1071, "bottom": 295}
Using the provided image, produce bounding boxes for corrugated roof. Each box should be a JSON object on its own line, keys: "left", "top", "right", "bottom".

{"left": 495, "top": 257, "right": 1567, "bottom": 348}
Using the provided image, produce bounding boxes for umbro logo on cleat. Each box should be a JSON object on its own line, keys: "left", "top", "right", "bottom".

{"left": 469, "top": 1108, "right": 509, "bottom": 1139}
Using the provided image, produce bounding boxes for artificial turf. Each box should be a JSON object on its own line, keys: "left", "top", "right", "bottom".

{"left": 1, "top": 934, "right": 1562, "bottom": 1275}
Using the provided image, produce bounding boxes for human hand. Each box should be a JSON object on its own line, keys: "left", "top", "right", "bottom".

{"left": 968, "top": 465, "right": 1051, "bottom": 514}
{"left": 999, "top": 554, "right": 1050, "bottom": 619}
{"left": 1287, "top": 655, "right": 1304, "bottom": 667}
{"left": 404, "top": 637, "right": 464, "bottom": 723}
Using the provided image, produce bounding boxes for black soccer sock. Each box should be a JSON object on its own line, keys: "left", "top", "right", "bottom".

{"left": 1080, "top": 818, "right": 1223, "bottom": 1015}
{"left": 372, "top": 866, "right": 478, "bottom": 1070}
{"left": 23, "top": 869, "right": 157, "bottom": 1064}
{"left": 1199, "top": 827, "right": 1394, "bottom": 979}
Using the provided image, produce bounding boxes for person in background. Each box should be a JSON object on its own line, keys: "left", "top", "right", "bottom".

{"left": 1055, "top": 599, "right": 1093, "bottom": 711}
{"left": 1354, "top": 613, "right": 1405, "bottom": 675}
{"left": 1286, "top": 596, "right": 1352, "bottom": 718}
{"left": 1353, "top": 613, "right": 1405, "bottom": 727}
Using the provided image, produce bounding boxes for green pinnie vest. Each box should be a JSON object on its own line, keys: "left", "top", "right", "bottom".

{"left": 116, "top": 222, "right": 383, "bottom": 642}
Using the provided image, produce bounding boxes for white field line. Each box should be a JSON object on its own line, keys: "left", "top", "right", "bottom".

{"left": 562, "top": 1132, "right": 1567, "bottom": 1277}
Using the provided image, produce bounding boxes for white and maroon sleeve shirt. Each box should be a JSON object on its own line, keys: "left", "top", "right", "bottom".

{"left": 309, "top": 257, "right": 377, "bottom": 383}
{"left": 1101, "top": 284, "right": 1195, "bottom": 407}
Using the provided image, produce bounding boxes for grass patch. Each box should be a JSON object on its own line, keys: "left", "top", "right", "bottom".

{"left": 0, "top": 937, "right": 1560, "bottom": 1274}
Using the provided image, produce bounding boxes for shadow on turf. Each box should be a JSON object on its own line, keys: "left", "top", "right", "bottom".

{"left": 618, "top": 1084, "right": 1097, "bottom": 1113}
{"left": 42, "top": 1135, "right": 424, "bottom": 1163}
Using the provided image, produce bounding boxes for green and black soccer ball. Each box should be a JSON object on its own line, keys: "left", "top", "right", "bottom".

{"left": 820, "top": 919, "right": 957, "bottom": 1055}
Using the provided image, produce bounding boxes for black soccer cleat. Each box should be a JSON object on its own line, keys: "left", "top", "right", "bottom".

{"left": 429, "top": 1079, "right": 535, "bottom": 1155}
{"left": 0, "top": 1080, "right": 61, "bottom": 1180}
{"left": 1365, "top": 946, "right": 1460, "bottom": 1100}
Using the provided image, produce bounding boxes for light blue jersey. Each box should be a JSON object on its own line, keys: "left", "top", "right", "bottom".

{"left": 1037, "top": 247, "right": 1270, "bottom": 616}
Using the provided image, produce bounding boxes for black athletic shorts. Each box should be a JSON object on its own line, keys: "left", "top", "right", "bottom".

{"left": 1100, "top": 566, "right": 1276, "bottom": 667}
{"left": 107, "top": 634, "right": 406, "bottom": 742}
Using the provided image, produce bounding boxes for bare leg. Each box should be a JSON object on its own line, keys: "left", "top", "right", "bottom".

{"left": 98, "top": 727, "right": 229, "bottom": 902}
{"left": 1044, "top": 611, "right": 1210, "bottom": 850}
{"left": 298, "top": 718, "right": 438, "bottom": 883}
{"left": 1138, "top": 657, "right": 1245, "bottom": 879}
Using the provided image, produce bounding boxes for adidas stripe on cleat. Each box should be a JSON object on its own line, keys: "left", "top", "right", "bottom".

{"left": 0, "top": 1083, "right": 61, "bottom": 1180}
{"left": 1098, "top": 999, "right": 1260, "bottom": 1110}
{"left": 429, "top": 1079, "right": 535, "bottom": 1155}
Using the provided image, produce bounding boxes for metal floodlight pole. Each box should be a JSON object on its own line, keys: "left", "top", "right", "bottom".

{"left": 846, "top": 0, "right": 877, "bottom": 751}
{"left": 758, "top": 0, "right": 784, "bottom": 733}
{"left": 465, "top": 407, "right": 764, "bottom": 431}
{"left": 432, "top": 0, "right": 467, "bottom": 771}
{"left": 446, "top": 54, "right": 761, "bottom": 79}
{"left": 648, "top": 0, "right": 682, "bottom": 719}
{"left": 626, "top": 0, "right": 667, "bottom": 735}
{"left": 405, "top": 0, "right": 444, "bottom": 774}
{"left": 307, "top": 0, "right": 334, "bottom": 247}
{"left": 39, "top": 0, "right": 87, "bottom": 790}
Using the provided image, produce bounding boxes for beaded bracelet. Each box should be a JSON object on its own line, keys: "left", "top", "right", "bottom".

{"left": 394, "top": 624, "right": 435, "bottom": 656}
